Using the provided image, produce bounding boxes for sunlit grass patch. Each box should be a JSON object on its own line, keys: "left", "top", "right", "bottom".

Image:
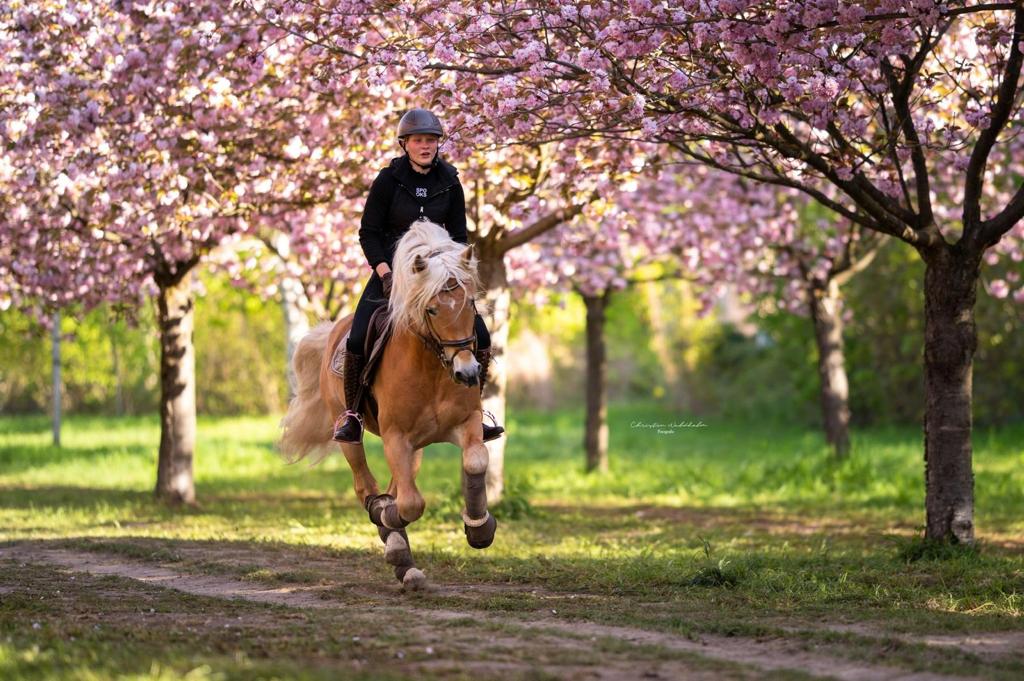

{"left": 1, "top": 407, "right": 1023, "bottom": 646}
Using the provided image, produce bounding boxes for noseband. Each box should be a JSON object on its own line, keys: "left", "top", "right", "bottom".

{"left": 419, "top": 277, "right": 478, "bottom": 373}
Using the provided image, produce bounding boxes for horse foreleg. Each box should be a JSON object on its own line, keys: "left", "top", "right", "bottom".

{"left": 380, "top": 435, "right": 426, "bottom": 527}
{"left": 341, "top": 442, "right": 421, "bottom": 583}
{"left": 368, "top": 436, "right": 427, "bottom": 589}
{"left": 364, "top": 492, "right": 425, "bottom": 588}
{"left": 364, "top": 450, "right": 419, "bottom": 573}
{"left": 460, "top": 422, "right": 498, "bottom": 549}
{"left": 412, "top": 446, "right": 423, "bottom": 479}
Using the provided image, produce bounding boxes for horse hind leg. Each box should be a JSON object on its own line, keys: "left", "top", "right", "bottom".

{"left": 339, "top": 441, "right": 379, "bottom": 506}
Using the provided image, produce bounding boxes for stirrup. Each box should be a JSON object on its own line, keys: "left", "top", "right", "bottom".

{"left": 482, "top": 409, "right": 505, "bottom": 442}
{"left": 333, "top": 409, "right": 364, "bottom": 444}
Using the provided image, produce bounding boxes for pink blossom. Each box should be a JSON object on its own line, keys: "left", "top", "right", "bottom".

{"left": 989, "top": 279, "right": 1010, "bottom": 299}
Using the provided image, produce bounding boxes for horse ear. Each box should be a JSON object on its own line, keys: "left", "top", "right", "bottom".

{"left": 412, "top": 254, "right": 427, "bottom": 273}
{"left": 460, "top": 245, "right": 474, "bottom": 267}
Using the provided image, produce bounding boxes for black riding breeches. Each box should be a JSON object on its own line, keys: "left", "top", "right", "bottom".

{"left": 346, "top": 273, "right": 491, "bottom": 354}
{"left": 346, "top": 273, "right": 386, "bottom": 355}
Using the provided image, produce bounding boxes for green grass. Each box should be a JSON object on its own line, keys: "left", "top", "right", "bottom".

{"left": 1, "top": 406, "right": 1023, "bottom": 679}
{"left": 0, "top": 561, "right": 437, "bottom": 681}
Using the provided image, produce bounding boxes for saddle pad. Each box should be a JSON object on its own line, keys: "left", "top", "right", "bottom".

{"left": 328, "top": 306, "right": 393, "bottom": 388}
{"left": 363, "top": 305, "right": 393, "bottom": 384}
{"left": 329, "top": 335, "right": 348, "bottom": 378}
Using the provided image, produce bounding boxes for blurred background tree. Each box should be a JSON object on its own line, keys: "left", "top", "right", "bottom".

{"left": 0, "top": 269, "right": 287, "bottom": 418}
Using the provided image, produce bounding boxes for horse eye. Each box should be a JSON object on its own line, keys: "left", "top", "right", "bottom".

{"left": 426, "top": 307, "right": 438, "bottom": 316}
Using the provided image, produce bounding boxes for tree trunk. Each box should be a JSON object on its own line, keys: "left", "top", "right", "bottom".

{"left": 155, "top": 270, "right": 197, "bottom": 505}
{"left": 478, "top": 254, "right": 510, "bottom": 502}
{"left": 642, "top": 280, "right": 688, "bottom": 410}
{"left": 111, "top": 330, "right": 125, "bottom": 417}
{"left": 922, "top": 245, "right": 979, "bottom": 544}
{"left": 808, "top": 278, "right": 851, "bottom": 458}
{"left": 51, "top": 312, "right": 61, "bottom": 448}
{"left": 582, "top": 291, "right": 609, "bottom": 473}
{"left": 281, "top": 275, "right": 310, "bottom": 399}
{"left": 272, "top": 233, "right": 311, "bottom": 399}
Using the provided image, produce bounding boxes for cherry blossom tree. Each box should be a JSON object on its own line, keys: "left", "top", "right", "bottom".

{"left": 315, "top": 0, "right": 1024, "bottom": 543}
{"left": 1, "top": 0, "right": 368, "bottom": 503}
{"left": 194, "top": 69, "right": 635, "bottom": 499}
{"left": 457, "top": 141, "right": 646, "bottom": 495}
{"left": 521, "top": 169, "right": 709, "bottom": 473}
{"left": 242, "top": 0, "right": 900, "bottom": 469}
{"left": 242, "top": 2, "right": 663, "bottom": 498}
{"left": 641, "top": 166, "right": 885, "bottom": 458}
{"left": 526, "top": 204, "right": 637, "bottom": 473}
{"left": 524, "top": 163, "right": 877, "bottom": 466}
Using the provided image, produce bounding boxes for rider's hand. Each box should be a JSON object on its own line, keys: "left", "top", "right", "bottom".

{"left": 381, "top": 271, "right": 393, "bottom": 298}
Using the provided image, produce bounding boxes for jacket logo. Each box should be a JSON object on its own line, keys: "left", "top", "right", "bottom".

{"left": 415, "top": 187, "right": 428, "bottom": 198}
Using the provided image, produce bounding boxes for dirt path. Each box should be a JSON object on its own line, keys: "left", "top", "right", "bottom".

{"left": 2, "top": 545, "right": 1003, "bottom": 681}
{"left": 816, "top": 623, "right": 1024, "bottom": 658}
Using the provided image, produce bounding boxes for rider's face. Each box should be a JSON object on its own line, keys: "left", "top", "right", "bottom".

{"left": 405, "top": 134, "right": 440, "bottom": 166}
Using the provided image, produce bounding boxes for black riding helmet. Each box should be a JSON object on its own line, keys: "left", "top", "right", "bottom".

{"left": 397, "top": 108, "right": 444, "bottom": 139}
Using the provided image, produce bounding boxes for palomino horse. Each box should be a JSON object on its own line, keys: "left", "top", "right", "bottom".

{"left": 279, "top": 220, "right": 497, "bottom": 589}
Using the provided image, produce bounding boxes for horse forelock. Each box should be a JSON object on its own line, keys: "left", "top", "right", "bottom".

{"left": 388, "top": 220, "right": 478, "bottom": 334}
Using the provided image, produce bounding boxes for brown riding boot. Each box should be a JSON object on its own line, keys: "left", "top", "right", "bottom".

{"left": 333, "top": 348, "right": 367, "bottom": 444}
{"left": 476, "top": 348, "right": 505, "bottom": 442}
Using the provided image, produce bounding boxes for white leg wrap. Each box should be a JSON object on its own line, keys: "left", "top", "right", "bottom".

{"left": 385, "top": 531, "right": 409, "bottom": 553}
{"left": 462, "top": 509, "right": 491, "bottom": 528}
{"left": 384, "top": 531, "right": 411, "bottom": 566}
{"left": 381, "top": 500, "right": 404, "bottom": 529}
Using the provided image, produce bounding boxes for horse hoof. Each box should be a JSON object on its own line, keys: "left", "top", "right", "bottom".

{"left": 402, "top": 567, "right": 427, "bottom": 591}
{"left": 384, "top": 531, "right": 413, "bottom": 566}
{"left": 464, "top": 513, "right": 498, "bottom": 549}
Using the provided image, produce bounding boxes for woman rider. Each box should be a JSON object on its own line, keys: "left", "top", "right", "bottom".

{"left": 332, "top": 108, "right": 505, "bottom": 444}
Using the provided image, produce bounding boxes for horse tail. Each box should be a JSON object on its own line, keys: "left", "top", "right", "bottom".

{"left": 279, "top": 322, "right": 334, "bottom": 463}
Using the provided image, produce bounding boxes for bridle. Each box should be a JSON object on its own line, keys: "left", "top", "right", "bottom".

{"left": 419, "top": 277, "right": 478, "bottom": 373}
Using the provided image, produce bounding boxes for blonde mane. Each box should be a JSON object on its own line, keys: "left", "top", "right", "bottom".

{"left": 388, "top": 220, "right": 480, "bottom": 333}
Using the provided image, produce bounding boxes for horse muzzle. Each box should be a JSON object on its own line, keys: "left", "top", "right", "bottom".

{"left": 452, "top": 353, "right": 480, "bottom": 387}
{"left": 453, "top": 366, "right": 480, "bottom": 387}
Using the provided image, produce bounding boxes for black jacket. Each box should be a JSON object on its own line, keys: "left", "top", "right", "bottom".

{"left": 358, "top": 155, "right": 468, "bottom": 268}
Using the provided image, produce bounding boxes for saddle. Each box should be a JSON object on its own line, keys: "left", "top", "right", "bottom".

{"left": 330, "top": 305, "right": 393, "bottom": 420}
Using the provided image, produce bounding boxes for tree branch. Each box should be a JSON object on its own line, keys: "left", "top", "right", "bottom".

{"left": 833, "top": 227, "right": 884, "bottom": 288}
{"left": 497, "top": 202, "right": 586, "bottom": 254}
{"left": 625, "top": 268, "right": 695, "bottom": 285}
{"left": 497, "top": 146, "right": 546, "bottom": 213}
{"left": 764, "top": 122, "right": 928, "bottom": 241}
{"left": 979, "top": 178, "right": 1024, "bottom": 246}
{"left": 964, "top": 7, "right": 1024, "bottom": 244}
{"left": 786, "top": 2, "right": 1017, "bottom": 35}
{"left": 890, "top": 52, "right": 936, "bottom": 227}
{"left": 666, "top": 141, "right": 872, "bottom": 229}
